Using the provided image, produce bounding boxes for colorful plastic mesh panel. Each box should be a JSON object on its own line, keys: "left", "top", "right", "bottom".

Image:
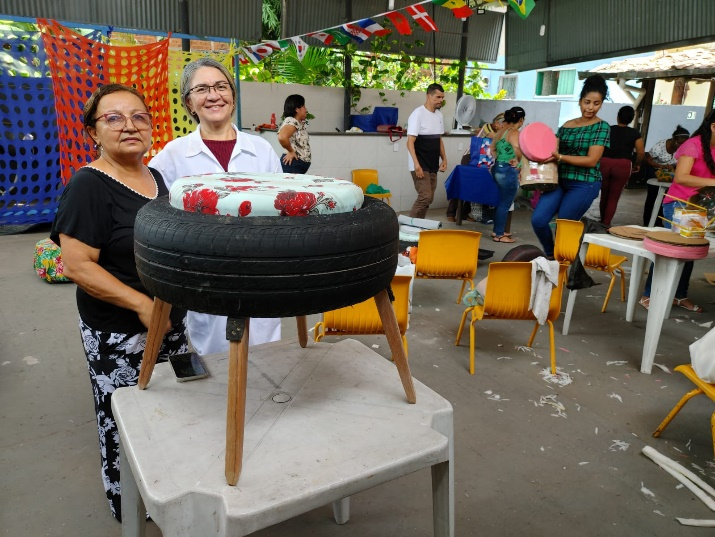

{"left": 0, "top": 27, "right": 63, "bottom": 225}
{"left": 38, "top": 19, "right": 172, "bottom": 185}
{"left": 168, "top": 50, "right": 236, "bottom": 138}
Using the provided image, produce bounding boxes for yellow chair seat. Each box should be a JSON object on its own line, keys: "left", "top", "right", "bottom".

{"left": 314, "top": 274, "right": 411, "bottom": 357}
{"left": 653, "top": 364, "right": 715, "bottom": 458}
{"left": 414, "top": 229, "right": 482, "bottom": 303}
{"left": 454, "top": 262, "right": 567, "bottom": 375}
{"left": 351, "top": 168, "right": 391, "bottom": 205}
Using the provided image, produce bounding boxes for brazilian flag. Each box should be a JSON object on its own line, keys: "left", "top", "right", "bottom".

{"left": 508, "top": 0, "right": 535, "bottom": 19}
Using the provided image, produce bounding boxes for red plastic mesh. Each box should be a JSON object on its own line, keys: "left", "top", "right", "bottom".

{"left": 38, "top": 19, "right": 172, "bottom": 184}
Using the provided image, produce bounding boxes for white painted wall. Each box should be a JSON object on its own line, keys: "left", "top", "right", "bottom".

{"left": 242, "top": 81, "right": 466, "bottom": 212}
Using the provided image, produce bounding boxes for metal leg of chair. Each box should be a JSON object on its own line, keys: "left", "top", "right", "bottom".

{"left": 455, "top": 308, "right": 470, "bottom": 345}
{"left": 456, "top": 280, "right": 468, "bottom": 304}
{"left": 137, "top": 298, "right": 172, "bottom": 390}
{"left": 711, "top": 411, "right": 715, "bottom": 460}
{"left": 618, "top": 267, "right": 626, "bottom": 302}
{"left": 296, "top": 316, "right": 308, "bottom": 348}
{"left": 469, "top": 319, "right": 476, "bottom": 375}
{"left": 547, "top": 320, "right": 556, "bottom": 375}
{"left": 602, "top": 274, "right": 617, "bottom": 313}
{"left": 527, "top": 321, "right": 539, "bottom": 348}
{"left": 225, "top": 317, "right": 250, "bottom": 486}
{"left": 652, "top": 388, "right": 703, "bottom": 439}
{"left": 374, "top": 289, "right": 416, "bottom": 404}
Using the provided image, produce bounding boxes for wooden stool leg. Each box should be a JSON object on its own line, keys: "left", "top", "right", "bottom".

{"left": 374, "top": 289, "right": 416, "bottom": 404}
{"left": 226, "top": 317, "right": 250, "bottom": 486}
{"left": 296, "top": 316, "right": 308, "bottom": 348}
{"left": 137, "top": 298, "right": 172, "bottom": 390}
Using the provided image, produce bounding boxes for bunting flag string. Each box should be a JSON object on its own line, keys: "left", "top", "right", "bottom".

{"left": 240, "top": 0, "right": 531, "bottom": 65}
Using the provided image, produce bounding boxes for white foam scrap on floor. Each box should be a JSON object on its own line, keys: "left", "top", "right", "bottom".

{"left": 653, "top": 363, "right": 672, "bottom": 373}
{"left": 676, "top": 518, "right": 715, "bottom": 527}
{"left": 610, "top": 440, "right": 630, "bottom": 452}
{"left": 579, "top": 462, "right": 589, "bottom": 465}
{"left": 653, "top": 510, "right": 665, "bottom": 517}
{"left": 534, "top": 394, "right": 567, "bottom": 418}
{"left": 22, "top": 356, "right": 38, "bottom": 365}
{"left": 539, "top": 368, "right": 573, "bottom": 387}
{"left": 608, "top": 392, "right": 624, "bottom": 403}
{"left": 433, "top": 364, "right": 439, "bottom": 368}
{"left": 606, "top": 361, "right": 628, "bottom": 366}
{"left": 640, "top": 482, "right": 655, "bottom": 497}
{"left": 696, "top": 320, "right": 714, "bottom": 328}
{"left": 540, "top": 446, "right": 545, "bottom": 451}
{"left": 496, "top": 356, "right": 513, "bottom": 360}
{"left": 1, "top": 361, "right": 10, "bottom": 366}
{"left": 575, "top": 404, "right": 581, "bottom": 411}
{"left": 676, "top": 484, "right": 684, "bottom": 489}
{"left": 516, "top": 345, "right": 534, "bottom": 353}
{"left": 590, "top": 352, "right": 599, "bottom": 356}
{"left": 673, "top": 318, "right": 685, "bottom": 323}
{"left": 435, "top": 308, "right": 440, "bottom": 312}
{"left": 371, "top": 344, "right": 380, "bottom": 349}
{"left": 691, "top": 462, "right": 706, "bottom": 476}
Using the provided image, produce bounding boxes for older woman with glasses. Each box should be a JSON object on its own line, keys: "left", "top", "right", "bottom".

{"left": 149, "top": 57, "right": 282, "bottom": 357}
{"left": 51, "top": 83, "right": 188, "bottom": 521}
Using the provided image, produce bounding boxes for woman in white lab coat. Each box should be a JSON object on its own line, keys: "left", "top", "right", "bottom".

{"left": 150, "top": 57, "right": 282, "bottom": 355}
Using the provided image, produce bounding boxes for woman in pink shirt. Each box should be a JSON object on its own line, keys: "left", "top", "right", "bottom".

{"left": 640, "top": 110, "right": 715, "bottom": 312}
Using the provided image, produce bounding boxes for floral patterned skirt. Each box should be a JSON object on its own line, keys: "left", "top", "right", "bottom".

{"left": 78, "top": 315, "right": 188, "bottom": 522}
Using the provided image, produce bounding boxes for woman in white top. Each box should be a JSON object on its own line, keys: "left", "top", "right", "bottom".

{"left": 277, "top": 94, "right": 311, "bottom": 174}
{"left": 149, "top": 57, "right": 282, "bottom": 355}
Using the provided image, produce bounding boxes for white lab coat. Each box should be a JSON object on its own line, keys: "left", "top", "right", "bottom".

{"left": 149, "top": 124, "right": 283, "bottom": 355}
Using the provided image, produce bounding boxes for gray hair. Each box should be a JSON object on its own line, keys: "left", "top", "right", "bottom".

{"left": 180, "top": 57, "right": 237, "bottom": 124}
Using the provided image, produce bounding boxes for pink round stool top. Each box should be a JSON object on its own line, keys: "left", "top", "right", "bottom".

{"left": 519, "top": 122, "right": 557, "bottom": 162}
{"left": 169, "top": 172, "right": 364, "bottom": 217}
{"left": 643, "top": 232, "right": 709, "bottom": 260}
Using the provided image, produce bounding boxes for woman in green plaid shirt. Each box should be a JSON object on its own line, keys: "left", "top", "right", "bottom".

{"left": 531, "top": 75, "right": 611, "bottom": 256}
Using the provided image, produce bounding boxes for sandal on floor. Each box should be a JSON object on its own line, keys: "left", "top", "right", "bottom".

{"left": 491, "top": 232, "right": 512, "bottom": 238}
{"left": 673, "top": 298, "right": 704, "bottom": 313}
{"left": 493, "top": 235, "right": 516, "bottom": 243}
{"left": 639, "top": 297, "right": 650, "bottom": 310}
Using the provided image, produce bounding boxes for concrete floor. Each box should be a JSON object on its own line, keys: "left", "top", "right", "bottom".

{"left": 3, "top": 188, "right": 715, "bottom": 536}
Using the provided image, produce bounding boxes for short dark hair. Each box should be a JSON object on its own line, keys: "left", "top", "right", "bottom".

{"left": 504, "top": 106, "right": 526, "bottom": 124}
{"left": 427, "top": 83, "right": 444, "bottom": 95}
{"left": 672, "top": 124, "right": 690, "bottom": 139}
{"left": 617, "top": 105, "right": 635, "bottom": 125}
{"left": 283, "top": 94, "right": 305, "bottom": 119}
{"left": 580, "top": 74, "right": 608, "bottom": 101}
{"left": 83, "top": 83, "right": 147, "bottom": 129}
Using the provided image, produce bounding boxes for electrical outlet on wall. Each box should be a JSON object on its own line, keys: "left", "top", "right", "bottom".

{"left": 393, "top": 143, "right": 399, "bottom": 152}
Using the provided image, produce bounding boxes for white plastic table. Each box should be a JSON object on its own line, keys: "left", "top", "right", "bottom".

{"left": 563, "top": 228, "right": 715, "bottom": 374}
{"left": 646, "top": 178, "right": 672, "bottom": 227}
{"left": 114, "top": 338, "right": 454, "bottom": 537}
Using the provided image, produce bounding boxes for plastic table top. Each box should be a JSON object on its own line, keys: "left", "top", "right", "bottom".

{"left": 113, "top": 338, "right": 454, "bottom": 537}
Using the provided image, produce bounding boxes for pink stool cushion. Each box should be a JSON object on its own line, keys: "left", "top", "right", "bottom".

{"left": 519, "top": 122, "right": 557, "bottom": 162}
{"left": 169, "top": 173, "right": 364, "bottom": 217}
{"left": 643, "top": 236, "right": 709, "bottom": 260}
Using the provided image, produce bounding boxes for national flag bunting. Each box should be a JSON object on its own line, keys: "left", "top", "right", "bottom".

{"left": 307, "top": 31, "right": 334, "bottom": 45}
{"left": 385, "top": 11, "right": 413, "bottom": 35}
{"left": 358, "top": 18, "right": 391, "bottom": 37}
{"left": 407, "top": 5, "right": 438, "bottom": 32}
{"left": 245, "top": 43, "right": 278, "bottom": 64}
{"left": 341, "top": 23, "right": 371, "bottom": 43}
{"left": 508, "top": 0, "right": 536, "bottom": 19}
{"left": 431, "top": 0, "right": 473, "bottom": 17}
{"left": 325, "top": 28, "right": 352, "bottom": 45}
{"left": 291, "top": 36, "right": 309, "bottom": 61}
{"left": 265, "top": 40, "right": 291, "bottom": 51}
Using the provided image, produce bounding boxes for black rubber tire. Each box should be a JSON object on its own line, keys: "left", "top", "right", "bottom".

{"left": 134, "top": 196, "right": 398, "bottom": 318}
{"left": 501, "top": 244, "right": 546, "bottom": 263}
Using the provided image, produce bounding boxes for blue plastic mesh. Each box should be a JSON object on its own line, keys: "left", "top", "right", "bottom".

{"left": 0, "top": 28, "right": 62, "bottom": 226}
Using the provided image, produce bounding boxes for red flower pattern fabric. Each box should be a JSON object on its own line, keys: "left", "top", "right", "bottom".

{"left": 182, "top": 189, "right": 220, "bottom": 215}
{"left": 169, "top": 173, "right": 363, "bottom": 217}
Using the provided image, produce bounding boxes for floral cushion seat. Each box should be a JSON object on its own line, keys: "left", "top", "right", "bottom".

{"left": 169, "top": 172, "right": 365, "bottom": 217}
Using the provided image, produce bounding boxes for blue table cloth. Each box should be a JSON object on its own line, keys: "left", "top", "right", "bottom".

{"left": 445, "top": 165, "right": 499, "bottom": 206}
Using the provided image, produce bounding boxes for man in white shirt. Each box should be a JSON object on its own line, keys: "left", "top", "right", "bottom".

{"left": 406, "top": 83, "right": 448, "bottom": 218}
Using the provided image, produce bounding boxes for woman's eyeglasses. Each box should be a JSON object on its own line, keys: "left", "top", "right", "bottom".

{"left": 188, "top": 82, "right": 232, "bottom": 96}
{"left": 95, "top": 112, "right": 152, "bottom": 131}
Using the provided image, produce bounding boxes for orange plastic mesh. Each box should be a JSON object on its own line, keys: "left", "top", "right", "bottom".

{"left": 168, "top": 50, "right": 236, "bottom": 138}
{"left": 38, "top": 19, "right": 172, "bottom": 184}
